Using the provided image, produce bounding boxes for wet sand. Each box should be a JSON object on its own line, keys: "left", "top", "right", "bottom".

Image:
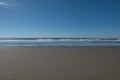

{"left": 0, "top": 47, "right": 120, "bottom": 80}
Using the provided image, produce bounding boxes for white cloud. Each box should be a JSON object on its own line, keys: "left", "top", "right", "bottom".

{"left": 0, "top": 0, "right": 15, "bottom": 8}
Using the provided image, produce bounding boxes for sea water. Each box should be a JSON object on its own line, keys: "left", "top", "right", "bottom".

{"left": 0, "top": 38, "right": 120, "bottom": 47}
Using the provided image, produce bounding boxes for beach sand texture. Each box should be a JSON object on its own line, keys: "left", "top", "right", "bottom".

{"left": 0, "top": 47, "right": 120, "bottom": 80}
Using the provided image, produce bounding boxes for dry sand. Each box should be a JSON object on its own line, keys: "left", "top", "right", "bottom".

{"left": 0, "top": 47, "right": 120, "bottom": 80}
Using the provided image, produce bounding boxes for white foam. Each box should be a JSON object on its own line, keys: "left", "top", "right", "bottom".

{"left": 0, "top": 38, "right": 120, "bottom": 43}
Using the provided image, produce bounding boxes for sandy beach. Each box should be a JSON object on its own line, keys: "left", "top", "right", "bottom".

{"left": 0, "top": 47, "right": 120, "bottom": 80}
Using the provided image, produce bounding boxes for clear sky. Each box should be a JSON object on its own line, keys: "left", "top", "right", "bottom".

{"left": 0, "top": 0, "right": 120, "bottom": 38}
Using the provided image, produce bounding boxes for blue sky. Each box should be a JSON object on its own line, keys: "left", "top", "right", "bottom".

{"left": 0, "top": 0, "right": 120, "bottom": 38}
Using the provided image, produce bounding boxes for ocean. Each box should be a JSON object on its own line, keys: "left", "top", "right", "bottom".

{"left": 0, "top": 38, "right": 120, "bottom": 46}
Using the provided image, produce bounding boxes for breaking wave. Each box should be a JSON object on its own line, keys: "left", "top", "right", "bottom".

{"left": 0, "top": 38, "right": 120, "bottom": 46}
{"left": 0, "top": 38, "right": 120, "bottom": 42}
